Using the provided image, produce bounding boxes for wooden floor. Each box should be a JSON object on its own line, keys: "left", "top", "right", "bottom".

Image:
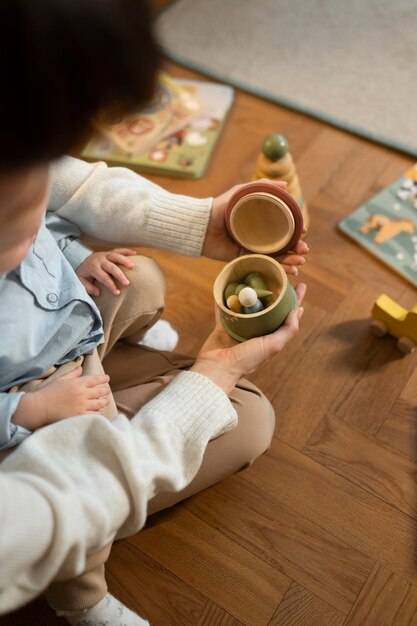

{"left": 3, "top": 57, "right": 417, "bottom": 626}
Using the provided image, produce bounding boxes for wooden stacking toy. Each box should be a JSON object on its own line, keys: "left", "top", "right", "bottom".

{"left": 224, "top": 181, "right": 303, "bottom": 255}
{"left": 252, "top": 133, "right": 309, "bottom": 231}
{"left": 214, "top": 254, "right": 298, "bottom": 342}
{"left": 214, "top": 180, "right": 302, "bottom": 341}
{"left": 224, "top": 273, "right": 273, "bottom": 315}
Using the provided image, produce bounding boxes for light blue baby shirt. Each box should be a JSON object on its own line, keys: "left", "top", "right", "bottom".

{"left": 0, "top": 212, "right": 104, "bottom": 449}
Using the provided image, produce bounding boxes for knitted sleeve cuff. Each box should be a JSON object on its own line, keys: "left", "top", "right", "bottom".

{"left": 144, "top": 190, "right": 212, "bottom": 256}
{"left": 134, "top": 370, "right": 237, "bottom": 444}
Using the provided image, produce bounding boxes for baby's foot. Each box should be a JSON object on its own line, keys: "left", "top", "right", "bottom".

{"left": 138, "top": 319, "right": 179, "bottom": 351}
{"left": 57, "top": 592, "right": 149, "bottom": 626}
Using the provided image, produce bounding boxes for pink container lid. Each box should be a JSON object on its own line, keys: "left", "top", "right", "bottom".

{"left": 224, "top": 182, "right": 304, "bottom": 255}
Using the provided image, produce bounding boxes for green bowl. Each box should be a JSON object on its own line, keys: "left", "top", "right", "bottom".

{"left": 213, "top": 254, "right": 298, "bottom": 342}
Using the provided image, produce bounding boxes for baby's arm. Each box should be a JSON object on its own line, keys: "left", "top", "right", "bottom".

{"left": 46, "top": 211, "right": 136, "bottom": 296}
{"left": 45, "top": 211, "right": 92, "bottom": 270}
{"left": 0, "top": 392, "right": 32, "bottom": 450}
{"left": 11, "top": 367, "right": 110, "bottom": 431}
{"left": 76, "top": 248, "right": 136, "bottom": 296}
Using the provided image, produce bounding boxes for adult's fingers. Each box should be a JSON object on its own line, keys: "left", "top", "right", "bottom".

{"left": 261, "top": 305, "right": 304, "bottom": 360}
{"left": 294, "top": 282, "right": 307, "bottom": 306}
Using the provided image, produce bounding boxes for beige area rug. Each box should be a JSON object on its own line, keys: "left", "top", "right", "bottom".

{"left": 156, "top": 0, "right": 417, "bottom": 155}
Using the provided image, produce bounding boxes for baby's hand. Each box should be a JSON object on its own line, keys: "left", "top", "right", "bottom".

{"left": 76, "top": 248, "right": 137, "bottom": 296}
{"left": 12, "top": 367, "right": 111, "bottom": 430}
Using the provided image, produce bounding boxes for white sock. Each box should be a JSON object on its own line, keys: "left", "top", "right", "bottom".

{"left": 58, "top": 592, "right": 149, "bottom": 626}
{"left": 138, "top": 319, "right": 179, "bottom": 351}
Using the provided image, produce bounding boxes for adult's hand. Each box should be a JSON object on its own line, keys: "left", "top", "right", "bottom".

{"left": 191, "top": 283, "right": 307, "bottom": 395}
{"left": 201, "top": 179, "right": 309, "bottom": 275}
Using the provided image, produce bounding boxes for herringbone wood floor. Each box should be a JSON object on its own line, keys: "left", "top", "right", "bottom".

{"left": 3, "top": 52, "right": 417, "bottom": 626}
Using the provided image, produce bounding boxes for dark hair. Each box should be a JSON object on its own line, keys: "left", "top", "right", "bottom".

{"left": 0, "top": 0, "right": 160, "bottom": 171}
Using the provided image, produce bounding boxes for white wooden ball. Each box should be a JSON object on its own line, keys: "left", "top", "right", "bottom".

{"left": 238, "top": 286, "right": 258, "bottom": 307}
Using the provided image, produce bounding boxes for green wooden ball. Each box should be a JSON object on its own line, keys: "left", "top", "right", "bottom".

{"left": 262, "top": 133, "right": 288, "bottom": 161}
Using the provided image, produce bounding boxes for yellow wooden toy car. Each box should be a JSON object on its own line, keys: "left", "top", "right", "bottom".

{"left": 371, "top": 294, "right": 417, "bottom": 354}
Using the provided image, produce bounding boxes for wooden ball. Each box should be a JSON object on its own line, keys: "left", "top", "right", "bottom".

{"left": 242, "top": 299, "right": 264, "bottom": 314}
{"left": 226, "top": 294, "right": 242, "bottom": 313}
{"left": 261, "top": 133, "right": 288, "bottom": 162}
{"left": 224, "top": 281, "right": 239, "bottom": 301}
{"left": 238, "top": 287, "right": 258, "bottom": 307}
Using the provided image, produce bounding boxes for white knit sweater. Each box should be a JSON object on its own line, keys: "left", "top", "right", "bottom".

{"left": 0, "top": 157, "right": 238, "bottom": 613}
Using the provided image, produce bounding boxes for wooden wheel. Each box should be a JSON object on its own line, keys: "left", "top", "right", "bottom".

{"left": 397, "top": 337, "right": 416, "bottom": 354}
{"left": 370, "top": 320, "right": 387, "bottom": 337}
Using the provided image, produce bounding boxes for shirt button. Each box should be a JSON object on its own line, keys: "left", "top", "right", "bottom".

{"left": 47, "top": 293, "right": 58, "bottom": 304}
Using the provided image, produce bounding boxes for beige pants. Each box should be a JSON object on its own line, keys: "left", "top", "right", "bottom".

{"left": 24, "top": 255, "right": 275, "bottom": 611}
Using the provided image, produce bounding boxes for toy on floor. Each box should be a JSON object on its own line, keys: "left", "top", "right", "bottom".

{"left": 252, "top": 132, "right": 309, "bottom": 231}
{"left": 224, "top": 272, "right": 273, "bottom": 314}
{"left": 396, "top": 168, "right": 417, "bottom": 209}
{"left": 370, "top": 294, "right": 417, "bottom": 354}
{"left": 359, "top": 213, "right": 415, "bottom": 244}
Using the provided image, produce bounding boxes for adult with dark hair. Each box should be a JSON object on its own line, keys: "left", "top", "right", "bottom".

{"left": 0, "top": 0, "right": 308, "bottom": 624}
{"left": 1, "top": 0, "right": 159, "bottom": 170}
